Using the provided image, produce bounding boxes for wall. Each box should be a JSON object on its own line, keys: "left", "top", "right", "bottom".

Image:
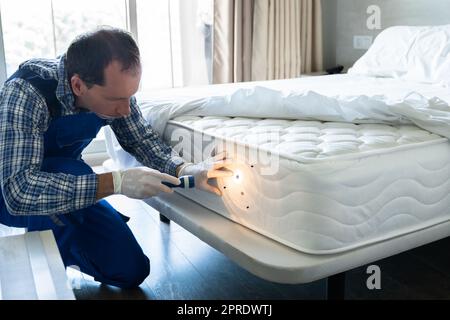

{"left": 321, "top": 0, "right": 337, "bottom": 70}
{"left": 322, "top": 0, "right": 450, "bottom": 70}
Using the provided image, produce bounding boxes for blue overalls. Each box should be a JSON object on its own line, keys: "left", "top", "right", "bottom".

{"left": 0, "top": 69, "right": 150, "bottom": 288}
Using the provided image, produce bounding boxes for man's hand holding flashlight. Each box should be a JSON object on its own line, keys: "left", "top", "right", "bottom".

{"left": 177, "top": 152, "right": 233, "bottom": 196}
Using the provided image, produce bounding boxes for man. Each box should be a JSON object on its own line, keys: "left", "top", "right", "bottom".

{"left": 0, "top": 27, "right": 231, "bottom": 288}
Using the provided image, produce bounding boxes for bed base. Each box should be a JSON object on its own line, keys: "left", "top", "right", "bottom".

{"left": 149, "top": 192, "right": 450, "bottom": 299}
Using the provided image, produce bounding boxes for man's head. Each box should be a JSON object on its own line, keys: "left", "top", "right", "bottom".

{"left": 66, "top": 27, "right": 141, "bottom": 119}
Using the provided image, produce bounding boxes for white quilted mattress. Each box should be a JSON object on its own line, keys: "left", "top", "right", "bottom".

{"left": 105, "top": 74, "right": 450, "bottom": 255}
{"left": 164, "top": 116, "right": 450, "bottom": 255}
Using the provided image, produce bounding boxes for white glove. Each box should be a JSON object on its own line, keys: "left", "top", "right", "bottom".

{"left": 178, "top": 152, "right": 233, "bottom": 196}
{"left": 112, "top": 167, "right": 180, "bottom": 199}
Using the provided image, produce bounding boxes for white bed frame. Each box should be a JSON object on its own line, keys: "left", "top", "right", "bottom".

{"left": 145, "top": 191, "right": 450, "bottom": 299}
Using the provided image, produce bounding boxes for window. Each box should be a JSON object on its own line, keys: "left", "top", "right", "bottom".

{"left": 0, "top": 0, "right": 127, "bottom": 159}
{"left": 0, "top": 0, "right": 127, "bottom": 76}
{"left": 0, "top": 0, "right": 213, "bottom": 87}
{"left": 0, "top": 0, "right": 213, "bottom": 159}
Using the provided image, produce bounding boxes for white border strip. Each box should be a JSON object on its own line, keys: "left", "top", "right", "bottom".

{"left": 40, "top": 231, "right": 75, "bottom": 300}
{"left": 167, "top": 119, "right": 449, "bottom": 164}
{"left": 25, "top": 232, "right": 58, "bottom": 300}
{"left": 0, "top": 270, "right": 3, "bottom": 300}
{"left": 0, "top": 4, "right": 8, "bottom": 87}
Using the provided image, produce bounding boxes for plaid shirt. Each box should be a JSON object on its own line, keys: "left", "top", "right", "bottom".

{"left": 0, "top": 56, "right": 184, "bottom": 216}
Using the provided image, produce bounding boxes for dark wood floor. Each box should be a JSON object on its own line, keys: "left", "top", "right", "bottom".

{"left": 67, "top": 194, "right": 450, "bottom": 300}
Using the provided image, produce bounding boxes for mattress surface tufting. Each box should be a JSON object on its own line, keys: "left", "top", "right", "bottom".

{"left": 168, "top": 116, "right": 444, "bottom": 160}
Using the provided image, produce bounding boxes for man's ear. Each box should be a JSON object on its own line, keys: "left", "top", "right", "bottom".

{"left": 70, "top": 74, "right": 87, "bottom": 97}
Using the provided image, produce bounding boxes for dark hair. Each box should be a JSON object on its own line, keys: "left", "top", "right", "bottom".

{"left": 66, "top": 27, "right": 140, "bottom": 87}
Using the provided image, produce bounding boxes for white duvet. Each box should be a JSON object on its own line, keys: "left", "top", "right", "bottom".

{"left": 136, "top": 75, "right": 450, "bottom": 139}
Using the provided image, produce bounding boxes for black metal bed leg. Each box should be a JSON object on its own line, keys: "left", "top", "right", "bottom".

{"left": 159, "top": 214, "right": 171, "bottom": 224}
{"left": 327, "top": 272, "right": 346, "bottom": 300}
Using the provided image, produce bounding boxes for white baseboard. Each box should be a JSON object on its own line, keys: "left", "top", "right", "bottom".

{"left": 0, "top": 224, "right": 26, "bottom": 237}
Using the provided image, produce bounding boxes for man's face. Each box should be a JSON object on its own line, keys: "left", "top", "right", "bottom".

{"left": 71, "top": 60, "right": 141, "bottom": 119}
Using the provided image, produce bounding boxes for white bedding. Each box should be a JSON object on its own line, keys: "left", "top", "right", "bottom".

{"left": 348, "top": 25, "right": 450, "bottom": 87}
{"left": 137, "top": 74, "right": 450, "bottom": 137}
{"left": 105, "top": 74, "right": 450, "bottom": 254}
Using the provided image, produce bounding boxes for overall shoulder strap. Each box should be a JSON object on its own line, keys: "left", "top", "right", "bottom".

{"left": 6, "top": 68, "right": 62, "bottom": 118}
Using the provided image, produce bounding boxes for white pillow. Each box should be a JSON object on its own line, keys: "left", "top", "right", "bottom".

{"left": 402, "top": 25, "right": 450, "bottom": 86}
{"left": 348, "top": 26, "right": 427, "bottom": 78}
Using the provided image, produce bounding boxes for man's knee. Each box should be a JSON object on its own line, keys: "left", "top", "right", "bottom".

{"left": 117, "top": 254, "right": 151, "bottom": 289}
{"left": 70, "top": 245, "right": 151, "bottom": 289}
